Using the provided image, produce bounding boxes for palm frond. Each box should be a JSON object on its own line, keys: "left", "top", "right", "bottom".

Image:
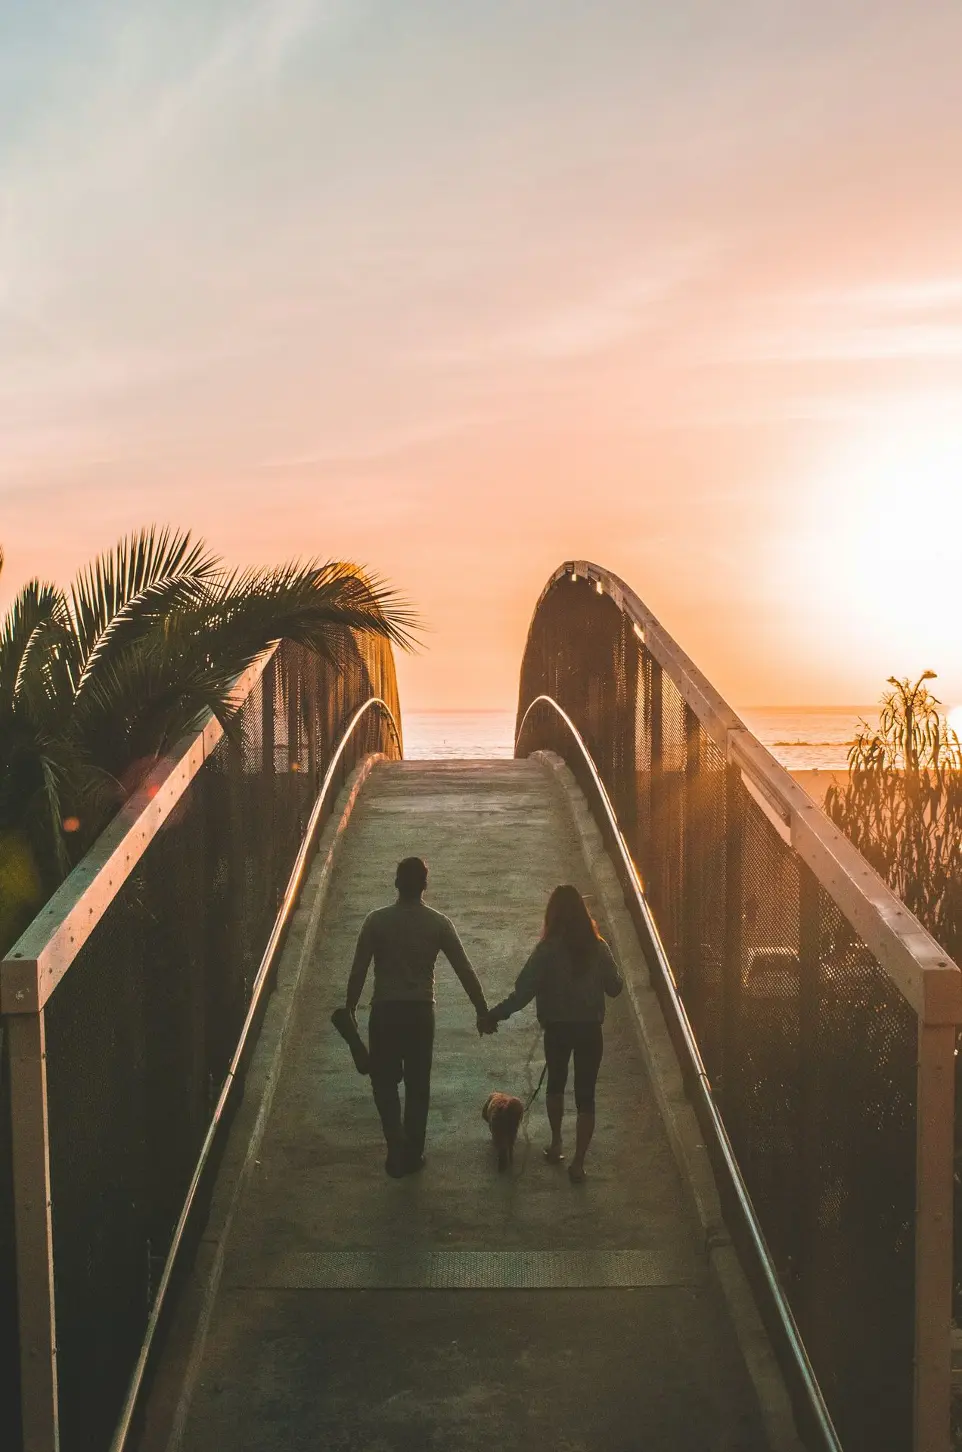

{"left": 72, "top": 568, "right": 218, "bottom": 706}
{"left": 197, "top": 559, "right": 422, "bottom": 658}
{"left": 0, "top": 579, "right": 69, "bottom": 717}
{"left": 69, "top": 635, "right": 252, "bottom": 777}
{"left": 67, "top": 527, "right": 220, "bottom": 690}
{"left": 38, "top": 756, "right": 72, "bottom": 879}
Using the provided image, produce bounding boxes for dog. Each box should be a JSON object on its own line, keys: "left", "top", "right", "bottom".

{"left": 482, "top": 1091, "right": 525, "bottom": 1171}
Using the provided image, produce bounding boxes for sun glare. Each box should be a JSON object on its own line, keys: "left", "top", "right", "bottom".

{"left": 787, "top": 400, "right": 962, "bottom": 684}
{"left": 948, "top": 706, "right": 962, "bottom": 741}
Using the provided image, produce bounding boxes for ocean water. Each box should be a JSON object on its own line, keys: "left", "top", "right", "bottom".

{"left": 404, "top": 711, "right": 516, "bottom": 760}
{"left": 739, "top": 706, "right": 869, "bottom": 771}
{"left": 402, "top": 707, "right": 870, "bottom": 770}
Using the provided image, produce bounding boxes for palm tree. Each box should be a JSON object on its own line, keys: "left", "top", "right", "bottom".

{"left": 0, "top": 529, "right": 417, "bottom": 950}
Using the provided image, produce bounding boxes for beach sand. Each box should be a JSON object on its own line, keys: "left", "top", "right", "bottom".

{"left": 788, "top": 768, "right": 849, "bottom": 805}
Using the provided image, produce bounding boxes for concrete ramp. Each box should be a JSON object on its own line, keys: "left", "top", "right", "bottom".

{"left": 162, "top": 760, "right": 770, "bottom": 1451}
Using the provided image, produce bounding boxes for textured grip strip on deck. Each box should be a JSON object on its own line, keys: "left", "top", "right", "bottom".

{"left": 228, "top": 1248, "right": 704, "bottom": 1290}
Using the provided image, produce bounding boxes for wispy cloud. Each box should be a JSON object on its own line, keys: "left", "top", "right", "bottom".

{"left": 811, "top": 277, "right": 962, "bottom": 312}
{"left": 255, "top": 414, "right": 493, "bottom": 471}
{"left": 726, "top": 323, "right": 962, "bottom": 364}
{"left": 710, "top": 271, "right": 962, "bottom": 366}
{"left": 411, "top": 249, "right": 713, "bottom": 367}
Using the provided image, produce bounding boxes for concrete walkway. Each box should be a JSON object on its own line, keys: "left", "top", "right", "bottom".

{"left": 174, "top": 760, "right": 768, "bottom": 1451}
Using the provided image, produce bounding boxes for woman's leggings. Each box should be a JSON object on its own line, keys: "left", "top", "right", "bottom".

{"left": 543, "top": 1021, "right": 604, "bottom": 1112}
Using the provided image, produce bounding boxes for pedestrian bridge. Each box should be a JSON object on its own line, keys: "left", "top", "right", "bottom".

{"left": 2, "top": 563, "right": 959, "bottom": 1452}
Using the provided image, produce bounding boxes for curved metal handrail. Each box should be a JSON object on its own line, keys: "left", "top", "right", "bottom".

{"left": 517, "top": 692, "right": 842, "bottom": 1452}
{"left": 110, "top": 694, "right": 401, "bottom": 1452}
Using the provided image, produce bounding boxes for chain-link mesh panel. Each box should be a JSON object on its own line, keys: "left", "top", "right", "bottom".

{"left": 650, "top": 667, "right": 688, "bottom": 977}
{"left": 45, "top": 867, "right": 151, "bottom": 1452}
{"left": 729, "top": 787, "right": 803, "bottom": 1276}
{"left": 8, "top": 631, "right": 400, "bottom": 1452}
{"left": 679, "top": 723, "right": 728, "bottom": 1085}
{"left": 517, "top": 571, "right": 919, "bottom": 1452}
{"left": 0, "top": 1024, "right": 20, "bottom": 1451}
{"left": 799, "top": 884, "right": 916, "bottom": 1450}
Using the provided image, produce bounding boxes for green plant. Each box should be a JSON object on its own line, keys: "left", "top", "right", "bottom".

{"left": 825, "top": 673, "right": 962, "bottom": 964}
{"left": 0, "top": 529, "right": 417, "bottom": 950}
{"left": 825, "top": 674, "right": 962, "bottom": 1319}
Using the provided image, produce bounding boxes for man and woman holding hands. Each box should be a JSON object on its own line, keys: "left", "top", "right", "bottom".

{"left": 343, "top": 856, "right": 622, "bottom": 1183}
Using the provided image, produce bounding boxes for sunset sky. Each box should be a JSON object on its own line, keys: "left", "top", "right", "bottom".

{"left": 2, "top": 2, "right": 961, "bottom": 713}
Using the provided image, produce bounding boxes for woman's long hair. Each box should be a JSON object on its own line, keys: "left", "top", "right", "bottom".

{"left": 541, "top": 884, "right": 600, "bottom": 975}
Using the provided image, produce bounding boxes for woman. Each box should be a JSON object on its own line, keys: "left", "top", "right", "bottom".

{"left": 484, "top": 885, "right": 623, "bottom": 1183}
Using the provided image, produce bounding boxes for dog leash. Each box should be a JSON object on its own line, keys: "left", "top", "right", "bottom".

{"left": 513, "top": 1037, "right": 547, "bottom": 1178}
{"left": 522, "top": 1061, "right": 548, "bottom": 1116}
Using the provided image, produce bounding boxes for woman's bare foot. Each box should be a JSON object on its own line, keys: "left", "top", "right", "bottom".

{"left": 568, "top": 1160, "right": 586, "bottom": 1184}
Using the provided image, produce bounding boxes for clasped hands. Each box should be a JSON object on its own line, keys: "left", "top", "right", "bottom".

{"left": 476, "top": 1007, "right": 499, "bottom": 1037}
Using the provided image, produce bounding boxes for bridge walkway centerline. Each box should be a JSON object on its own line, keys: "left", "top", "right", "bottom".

{"left": 162, "top": 758, "right": 771, "bottom": 1451}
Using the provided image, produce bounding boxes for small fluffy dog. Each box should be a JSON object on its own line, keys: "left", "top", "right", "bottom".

{"left": 482, "top": 1091, "right": 525, "bottom": 1172}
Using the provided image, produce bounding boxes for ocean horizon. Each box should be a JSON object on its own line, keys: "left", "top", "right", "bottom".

{"left": 402, "top": 706, "right": 872, "bottom": 770}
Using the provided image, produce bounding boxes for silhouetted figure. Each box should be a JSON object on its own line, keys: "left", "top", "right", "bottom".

{"left": 483, "top": 884, "right": 623, "bottom": 1183}
{"left": 344, "top": 856, "right": 490, "bottom": 1177}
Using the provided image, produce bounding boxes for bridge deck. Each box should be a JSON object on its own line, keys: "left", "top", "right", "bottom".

{"left": 169, "top": 760, "right": 769, "bottom": 1451}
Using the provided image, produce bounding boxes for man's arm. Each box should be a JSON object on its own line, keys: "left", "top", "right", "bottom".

{"left": 439, "top": 918, "right": 488, "bottom": 1015}
{"left": 345, "top": 915, "right": 375, "bottom": 1015}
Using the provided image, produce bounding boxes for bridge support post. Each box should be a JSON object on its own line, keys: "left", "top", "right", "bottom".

{"left": 796, "top": 864, "right": 821, "bottom": 1345}
{"left": 913, "top": 1018, "right": 955, "bottom": 1452}
{"left": 287, "top": 674, "right": 301, "bottom": 774}
{"left": 8, "top": 1007, "right": 59, "bottom": 1452}
{"left": 721, "top": 764, "right": 744, "bottom": 1128}
{"left": 648, "top": 658, "right": 663, "bottom": 911}
{"left": 682, "top": 703, "right": 702, "bottom": 1017}
{"left": 616, "top": 615, "right": 639, "bottom": 833}
{"left": 262, "top": 656, "right": 277, "bottom": 907}
{"left": 648, "top": 659, "right": 662, "bottom": 778}
{"left": 307, "top": 666, "right": 318, "bottom": 785}
{"left": 262, "top": 653, "right": 275, "bottom": 774}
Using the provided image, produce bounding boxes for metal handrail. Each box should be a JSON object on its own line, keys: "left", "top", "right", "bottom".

{"left": 109, "top": 694, "right": 401, "bottom": 1452}
{"left": 517, "top": 692, "right": 843, "bottom": 1450}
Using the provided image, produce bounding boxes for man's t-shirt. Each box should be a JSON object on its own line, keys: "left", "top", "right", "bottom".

{"left": 346, "top": 900, "right": 487, "bottom": 1012}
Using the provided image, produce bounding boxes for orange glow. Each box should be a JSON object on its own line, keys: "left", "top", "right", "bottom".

{"left": 2, "top": 8, "right": 962, "bottom": 716}
{"left": 62, "top": 817, "right": 81, "bottom": 833}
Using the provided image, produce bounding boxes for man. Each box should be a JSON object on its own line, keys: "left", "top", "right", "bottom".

{"left": 344, "top": 856, "right": 493, "bottom": 1177}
